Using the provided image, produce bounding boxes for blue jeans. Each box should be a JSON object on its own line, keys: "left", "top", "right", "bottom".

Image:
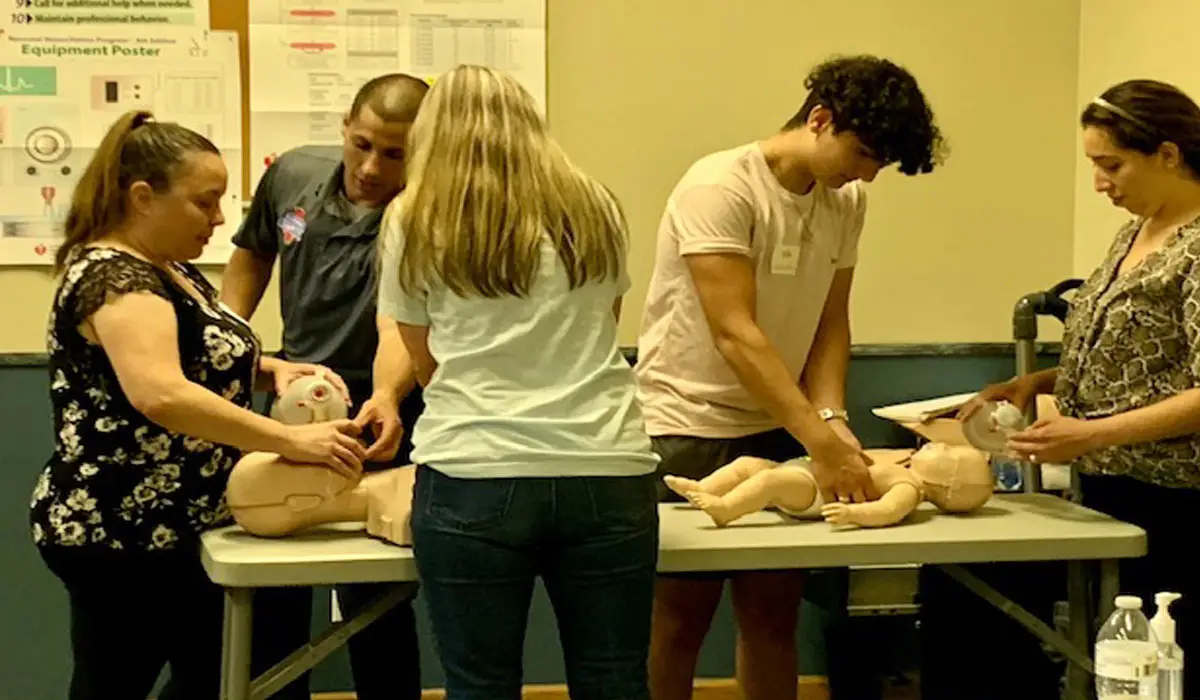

{"left": 411, "top": 466, "right": 659, "bottom": 700}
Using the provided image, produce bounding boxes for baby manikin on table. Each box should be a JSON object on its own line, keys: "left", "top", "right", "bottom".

{"left": 665, "top": 443, "right": 994, "bottom": 528}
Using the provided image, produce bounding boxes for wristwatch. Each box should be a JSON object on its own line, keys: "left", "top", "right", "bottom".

{"left": 817, "top": 407, "right": 849, "bottom": 423}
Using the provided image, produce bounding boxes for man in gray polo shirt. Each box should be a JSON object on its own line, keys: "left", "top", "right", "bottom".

{"left": 221, "top": 73, "right": 428, "bottom": 700}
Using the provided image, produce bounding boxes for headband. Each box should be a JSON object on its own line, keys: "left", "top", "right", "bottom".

{"left": 1091, "top": 96, "right": 1155, "bottom": 133}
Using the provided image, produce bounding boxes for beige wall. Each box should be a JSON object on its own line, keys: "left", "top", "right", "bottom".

{"left": 0, "top": 0, "right": 1086, "bottom": 352}
{"left": 1074, "top": 0, "right": 1200, "bottom": 277}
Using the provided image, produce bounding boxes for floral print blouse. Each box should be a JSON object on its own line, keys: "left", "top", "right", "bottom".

{"left": 1056, "top": 216, "right": 1200, "bottom": 490}
{"left": 30, "top": 247, "right": 261, "bottom": 552}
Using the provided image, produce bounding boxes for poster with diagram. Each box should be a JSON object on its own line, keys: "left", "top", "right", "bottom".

{"left": 248, "top": 0, "right": 546, "bottom": 191}
{"left": 0, "top": 28, "right": 242, "bottom": 266}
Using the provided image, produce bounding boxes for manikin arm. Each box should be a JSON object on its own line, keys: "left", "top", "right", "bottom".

{"left": 821, "top": 463, "right": 922, "bottom": 528}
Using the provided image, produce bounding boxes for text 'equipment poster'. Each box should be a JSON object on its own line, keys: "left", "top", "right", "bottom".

{"left": 249, "top": 0, "right": 547, "bottom": 191}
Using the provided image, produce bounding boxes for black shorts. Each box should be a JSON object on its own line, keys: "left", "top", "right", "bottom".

{"left": 651, "top": 428, "right": 806, "bottom": 502}
{"left": 652, "top": 428, "right": 806, "bottom": 580}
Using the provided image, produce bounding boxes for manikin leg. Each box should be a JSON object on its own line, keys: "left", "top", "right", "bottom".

{"left": 663, "top": 457, "right": 778, "bottom": 498}
{"left": 684, "top": 467, "right": 818, "bottom": 527}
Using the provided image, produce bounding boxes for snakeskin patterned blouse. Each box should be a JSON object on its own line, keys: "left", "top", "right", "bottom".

{"left": 1055, "top": 215, "right": 1200, "bottom": 490}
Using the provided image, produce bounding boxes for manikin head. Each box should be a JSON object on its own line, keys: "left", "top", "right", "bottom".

{"left": 55, "top": 110, "right": 226, "bottom": 271}
{"left": 226, "top": 375, "right": 417, "bottom": 544}
{"left": 230, "top": 374, "right": 355, "bottom": 534}
{"left": 1081, "top": 80, "right": 1200, "bottom": 219}
{"left": 769, "top": 55, "right": 947, "bottom": 190}
{"left": 341, "top": 73, "right": 430, "bottom": 207}
{"left": 908, "top": 442, "right": 994, "bottom": 513}
{"left": 270, "top": 375, "right": 350, "bottom": 425}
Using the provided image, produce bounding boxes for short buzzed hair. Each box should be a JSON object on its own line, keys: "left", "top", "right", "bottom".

{"left": 349, "top": 73, "right": 430, "bottom": 123}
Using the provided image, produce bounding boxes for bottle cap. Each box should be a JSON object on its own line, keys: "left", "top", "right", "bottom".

{"left": 1115, "top": 595, "right": 1143, "bottom": 610}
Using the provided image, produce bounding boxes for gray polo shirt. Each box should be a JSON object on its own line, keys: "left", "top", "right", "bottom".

{"left": 233, "top": 146, "right": 383, "bottom": 380}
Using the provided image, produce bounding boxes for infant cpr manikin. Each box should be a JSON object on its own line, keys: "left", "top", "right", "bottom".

{"left": 225, "top": 375, "right": 416, "bottom": 546}
{"left": 665, "top": 443, "right": 994, "bottom": 528}
{"left": 269, "top": 374, "right": 350, "bottom": 424}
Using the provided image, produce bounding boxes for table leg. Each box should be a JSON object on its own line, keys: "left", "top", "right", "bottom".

{"left": 1063, "top": 560, "right": 1092, "bottom": 700}
{"left": 941, "top": 560, "right": 1120, "bottom": 700}
{"left": 250, "top": 582, "right": 417, "bottom": 699}
{"left": 220, "top": 587, "right": 254, "bottom": 700}
{"left": 939, "top": 564, "right": 1093, "bottom": 672}
{"left": 1098, "top": 559, "right": 1119, "bottom": 622}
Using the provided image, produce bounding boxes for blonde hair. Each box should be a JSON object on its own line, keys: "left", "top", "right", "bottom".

{"left": 385, "top": 64, "right": 626, "bottom": 298}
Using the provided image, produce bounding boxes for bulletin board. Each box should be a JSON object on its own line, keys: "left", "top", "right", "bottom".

{"left": 226, "top": 0, "right": 544, "bottom": 197}
{"left": 210, "top": 2, "right": 252, "bottom": 200}
{"left": 0, "top": 0, "right": 546, "bottom": 267}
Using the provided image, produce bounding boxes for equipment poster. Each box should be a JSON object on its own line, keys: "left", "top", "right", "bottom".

{"left": 0, "top": 27, "right": 242, "bottom": 265}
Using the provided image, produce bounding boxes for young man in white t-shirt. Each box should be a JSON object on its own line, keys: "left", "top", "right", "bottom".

{"left": 635, "top": 54, "right": 946, "bottom": 700}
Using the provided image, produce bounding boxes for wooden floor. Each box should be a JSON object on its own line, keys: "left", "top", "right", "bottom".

{"left": 314, "top": 673, "right": 926, "bottom": 699}
{"left": 312, "top": 675, "right": 883, "bottom": 700}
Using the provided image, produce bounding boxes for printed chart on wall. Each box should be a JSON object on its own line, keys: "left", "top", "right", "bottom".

{"left": 0, "top": 26, "right": 243, "bottom": 266}
{"left": 249, "top": 0, "right": 546, "bottom": 191}
{"left": 3, "top": 0, "right": 210, "bottom": 30}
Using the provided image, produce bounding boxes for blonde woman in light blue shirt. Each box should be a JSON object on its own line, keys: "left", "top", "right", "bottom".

{"left": 376, "top": 64, "right": 660, "bottom": 700}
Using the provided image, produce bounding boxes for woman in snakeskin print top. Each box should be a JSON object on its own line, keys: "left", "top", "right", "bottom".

{"left": 966, "top": 79, "right": 1200, "bottom": 687}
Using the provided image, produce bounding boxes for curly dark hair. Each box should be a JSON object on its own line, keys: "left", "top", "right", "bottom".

{"left": 784, "top": 54, "right": 948, "bottom": 176}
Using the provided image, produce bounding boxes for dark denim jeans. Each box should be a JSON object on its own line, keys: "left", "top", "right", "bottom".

{"left": 411, "top": 465, "right": 659, "bottom": 700}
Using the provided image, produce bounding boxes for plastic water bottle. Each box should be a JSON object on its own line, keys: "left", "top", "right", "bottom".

{"left": 991, "top": 457, "right": 1023, "bottom": 491}
{"left": 1096, "top": 595, "right": 1160, "bottom": 699}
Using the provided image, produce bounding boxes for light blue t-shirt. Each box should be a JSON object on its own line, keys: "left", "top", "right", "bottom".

{"left": 377, "top": 231, "right": 659, "bottom": 479}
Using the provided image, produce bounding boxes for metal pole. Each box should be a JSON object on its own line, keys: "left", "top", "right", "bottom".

{"left": 1012, "top": 295, "right": 1043, "bottom": 494}
{"left": 1012, "top": 280, "right": 1085, "bottom": 500}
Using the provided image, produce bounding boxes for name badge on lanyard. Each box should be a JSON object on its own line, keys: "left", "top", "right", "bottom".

{"left": 770, "top": 201, "right": 816, "bottom": 276}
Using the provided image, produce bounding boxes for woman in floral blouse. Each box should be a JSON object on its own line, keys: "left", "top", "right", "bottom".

{"left": 30, "top": 110, "right": 368, "bottom": 699}
{"left": 965, "top": 80, "right": 1200, "bottom": 690}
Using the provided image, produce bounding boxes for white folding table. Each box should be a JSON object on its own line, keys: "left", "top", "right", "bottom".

{"left": 202, "top": 493, "right": 1146, "bottom": 700}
